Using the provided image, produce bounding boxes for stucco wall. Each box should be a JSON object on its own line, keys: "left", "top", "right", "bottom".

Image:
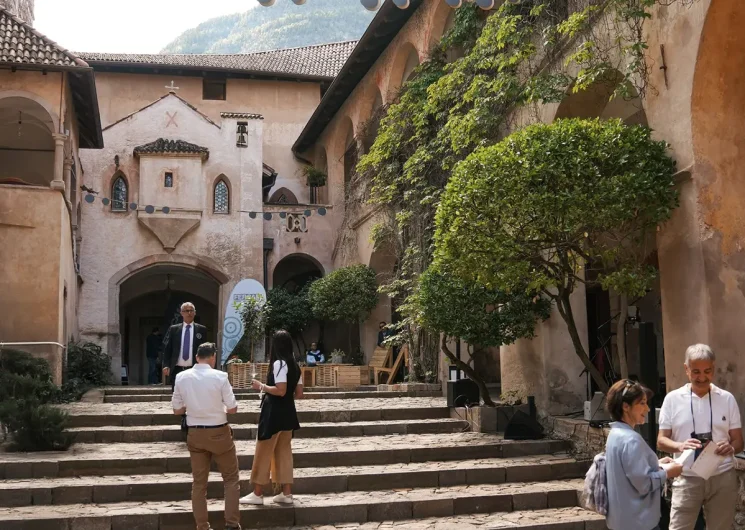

{"left": 78, "top": 93, "right": 264, "bottom": 379}
{"left": 0, "top": 186, "right": 73, "bottom": 383}
{"left": 91, "top": 73, "right": 320, "bottom": 205}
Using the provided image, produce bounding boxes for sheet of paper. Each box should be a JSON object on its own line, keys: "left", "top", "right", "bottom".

{"left": 675, "top": 449, "right": 695, "bottom": 468}
{"left": 690, "top": 442, "right": 725, "bottom": 480}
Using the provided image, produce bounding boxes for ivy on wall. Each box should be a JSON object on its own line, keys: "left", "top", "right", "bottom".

{"left": 344, "top": 0, "right": 690, "bottom": 382}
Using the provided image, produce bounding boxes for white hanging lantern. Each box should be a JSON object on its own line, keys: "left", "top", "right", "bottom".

{"left": 445, "top": 0, "right": 463, "bottom": 7}
{"left": 392, "top": 0, "right": 410, "bottom": 8}
{"left": 257, "top": 0, "right": 276, "bottom": 6}
{"left": 360, "top": 0, "right": 382, "bottom": 9}
{"left": 475, "top": 0, "right": 496, "bottom": 8}
{"left": 292, "top": 0, "right": 307, "bottom": 4}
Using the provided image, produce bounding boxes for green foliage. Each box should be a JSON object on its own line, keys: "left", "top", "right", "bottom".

{"left": 303, "top": 166, "right": 328, "bottom": 188}
{"left": 161, "top": 0, "right": 374, "bottom": 54}
{"left": 63, "top": 342, "right": 113, "bottom": 400}
{"left": 237, "top": 296, "right": 269, "bottom": 362}
{"left": 416, "top": 267, "right": 552, "bottom": 348}
{"left": 433, "top": 118, "right": 677, "bottom": 389}
{"left": 0, "top": 349, "right": 74, "bottom": 451}
{"left": 266, "top": 286, "right": 314, "bottom": 337}
{"left": 308, "top": 265, "right": 378, "bottom": 324}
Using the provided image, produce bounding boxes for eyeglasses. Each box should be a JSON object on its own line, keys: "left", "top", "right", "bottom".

{"left": 181, "top": 309, "right": 195, "bottom": 313}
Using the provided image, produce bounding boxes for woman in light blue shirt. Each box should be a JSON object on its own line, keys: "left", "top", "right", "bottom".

{"left": 604, "top": 379, "right": 683, "bottom": 530}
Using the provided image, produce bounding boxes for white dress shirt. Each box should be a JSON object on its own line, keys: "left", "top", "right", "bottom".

{"left": 171, "top": 363, "right": 237, "bottom": 427}
{"left": 659, "top": 383, "right": 742, "bottom": 476}
{"left": 176, "top": 323, "right": 195, "bottom": 367}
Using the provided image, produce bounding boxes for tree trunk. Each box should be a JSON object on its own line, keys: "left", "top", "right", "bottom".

{"left": 617, "top": 293, "right": 629, "bottom": 380}
{"left": 441, "top": 335, "right": 497, "bottom": 407}
{"left": 556, "top": 290, "right": 610, "bottom": 394}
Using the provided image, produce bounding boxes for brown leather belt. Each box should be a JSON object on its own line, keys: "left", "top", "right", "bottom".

{"left": 189, "top": 423, "right": 228, "bottom": 429}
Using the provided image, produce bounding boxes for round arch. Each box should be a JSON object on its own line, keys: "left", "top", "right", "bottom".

{"left": 553, "top": 72, "right": 646, "bottom": 125}
{"left": 386, "top": 42, "right": 421, "bottom": 101}
{"left": 0, "top": 90, "right": 60, "bottom": 132}
{"left": 272, "top": 253, "right": 325, "bottom": 291}
{"left": 428, "top": 0, "right": 457, "bottom": 50}
{"left": 0, "top": 94, "right": 57, "bottom": 186}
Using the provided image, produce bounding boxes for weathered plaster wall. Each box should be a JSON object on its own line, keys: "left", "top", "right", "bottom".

{"left": 0, "top": 186, "right": 73, "bottom": 383}
{"left": 91, "top": 73, "right": 320, "bottom": 204}
{"left": 78, "top": 93, "right": 264, "bottom": 379}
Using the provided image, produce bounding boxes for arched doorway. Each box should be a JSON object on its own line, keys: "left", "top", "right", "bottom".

{"left": 271, "top": 254, "right": 325, "bottom": 355}
{"left": 365, "top": 244, "right": 398, "bottom": 364}
{"left": 119, "top": 264, "right": 220, "bottom": 384}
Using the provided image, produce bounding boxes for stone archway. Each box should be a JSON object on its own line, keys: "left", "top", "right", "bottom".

{"left": 107, "top": 254, "right": 229, "bottom": 384}
{"left": 0, "top": 95, "right": 56, "bottom": 186}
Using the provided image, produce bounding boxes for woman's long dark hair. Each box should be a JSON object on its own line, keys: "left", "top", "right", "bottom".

{"left": 270, "top": 330, "right": 299, "bottom": 390}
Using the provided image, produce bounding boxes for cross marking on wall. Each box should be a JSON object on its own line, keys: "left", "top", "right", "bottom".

{"left": 165, "top": 111, "right": 179, "bottom": 128}
{"left": 165, "top": 80, "right": 180, "bottom": 91}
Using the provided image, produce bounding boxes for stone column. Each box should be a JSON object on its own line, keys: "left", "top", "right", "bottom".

{"left": 63, "top": 157, "right": 74, "bottom": 201}
{"left": 50, "top": 133, "right": 68, "bottom": 191}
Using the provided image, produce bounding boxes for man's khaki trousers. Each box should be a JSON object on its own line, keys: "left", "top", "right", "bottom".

{"left": 187, "top": 425, "right": 241, "bottom": 530}
{"left": 670, "top": 469, "right": 738, "bottom": 530}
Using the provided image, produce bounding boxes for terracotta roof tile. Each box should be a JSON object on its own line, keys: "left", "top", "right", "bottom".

{"left": 0, "top": 7, "right": 87, "bottom": 67}
{"left": 78, "top": 41, "right": 357, "bottom": 80}
{"left": 134, "top": 138, "right": 209, "bottom": 159}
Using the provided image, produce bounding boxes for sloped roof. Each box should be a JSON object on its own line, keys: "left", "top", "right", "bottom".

{"left": 293, "top": 1, "right": 424, "bottom": 153}
{"left": 0, "top": 6, "right": 103, "bottom": 148}
{"left": 134, "top": 138, "right": 209, "bottom": 159}
{"left": 78, "top": 41, "right": 358, "bottom": 81}
{"left": 0, "top": 7, "right": 88, "bottom": 67}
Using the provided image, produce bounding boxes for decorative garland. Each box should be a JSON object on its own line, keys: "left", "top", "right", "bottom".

{"left": 83, "top": 193, "right": 327, "bottom": 219}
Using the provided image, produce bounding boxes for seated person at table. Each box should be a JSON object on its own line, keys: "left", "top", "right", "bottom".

{"left": 306, "top": 343, "right": 324, "bottom": 365}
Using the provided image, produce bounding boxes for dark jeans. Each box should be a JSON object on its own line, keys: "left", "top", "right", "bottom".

{"left": 147, "top": 357, "right": 159, "bottom": 384}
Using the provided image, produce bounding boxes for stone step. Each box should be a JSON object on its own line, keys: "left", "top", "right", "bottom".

{"left": 103, "top": 390, "right": 441, "bottom": 403}
{"left": 0, "top": 455, "right": 589, "bottom": 507}
{"left": 68, "top": 418, "right": 470, "bottom": 443}
{"left": 0, "top": 479, "right": 588, "bottom": 529}
{"left": 262, "top": 507, "right": 605, "bottom": 530}
{"left": 60, "top": 397, "right": 449, "bottom": 428}
{"left": 103, "top": 386, "right": 379, "bottom": 396}
{"left": 0, "top": 434, "right": 570, "bottom": 479}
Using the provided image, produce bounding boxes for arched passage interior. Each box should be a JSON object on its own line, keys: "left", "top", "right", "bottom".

{"left": 119, "top": 264, "right": 220, "bottom": 384}
{"left": 0, "top": 96, "right": 55, "bottom": 186}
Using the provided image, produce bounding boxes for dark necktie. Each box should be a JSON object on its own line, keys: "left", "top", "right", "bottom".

{"left": 182, "top": 325, "right": 191, "bottom": 362}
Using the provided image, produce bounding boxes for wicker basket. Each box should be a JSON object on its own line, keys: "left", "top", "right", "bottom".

{"left": 228, "top": 362, "right": 270, "bottom": 389}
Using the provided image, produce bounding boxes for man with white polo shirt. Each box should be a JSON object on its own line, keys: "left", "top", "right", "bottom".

{"left": 172, "top": 342, "right": 240, "bottom": 530}
{"left": 657, "top": 343, "right": 744, "bottom": 530}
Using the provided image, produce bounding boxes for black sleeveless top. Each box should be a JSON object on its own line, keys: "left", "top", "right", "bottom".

{"left": 257, "top": 360, "right": 301, "bottom": 441}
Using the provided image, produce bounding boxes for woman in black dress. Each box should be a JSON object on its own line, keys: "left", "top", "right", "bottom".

{"left": 240, "top": 330, "right": 302, "bottom": 505}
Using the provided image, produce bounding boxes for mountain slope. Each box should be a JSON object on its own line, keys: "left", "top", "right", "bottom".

{"left": 161, "top": 0, "right": 375, "bottom": 54}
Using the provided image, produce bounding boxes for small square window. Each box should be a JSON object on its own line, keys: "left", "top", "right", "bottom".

{"left": 164, "top": 172, "right": 173, "bottom": 188}
{"left": 203, "top": 78, "right": 227, "bottom": 101}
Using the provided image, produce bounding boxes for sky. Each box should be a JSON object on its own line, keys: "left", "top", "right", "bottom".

{"left": 35, "top": 0, "right": 255, "bottom": 54}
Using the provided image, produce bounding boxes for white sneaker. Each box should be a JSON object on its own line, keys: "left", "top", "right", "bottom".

{"left": 239, "top": 492, "right": 264, "bottom": 505}
{"left": 272, "top": 493, "right": 294, "bottom": 505}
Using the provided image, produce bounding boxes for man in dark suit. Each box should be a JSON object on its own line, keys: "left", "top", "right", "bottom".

{"left": 162, "top": 302, "right": 208, "bottom": 391}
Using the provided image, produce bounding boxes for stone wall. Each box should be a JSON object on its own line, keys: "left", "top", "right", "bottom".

{"left": 0, "top": 0, "right": 34, "bottom": 24}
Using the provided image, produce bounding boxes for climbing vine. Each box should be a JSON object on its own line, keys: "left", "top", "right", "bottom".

{"left": 344, "top": 0, "right": 691, "bottom": 382}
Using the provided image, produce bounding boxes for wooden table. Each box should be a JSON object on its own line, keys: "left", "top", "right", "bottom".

{"left": 301, "top": 366, "right": 317, "bottom": 387}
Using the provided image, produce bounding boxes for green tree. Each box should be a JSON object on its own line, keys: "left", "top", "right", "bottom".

{"left": 265, "top": 286, "right": 314, "bottom": 354}
{"left": 237, "top": 296, "right": 269, "bottom": 362}
{"left": 308, "top": 265, "right": 378, "bottom": 360}
{"left": 433, "top": 118, "right": 678, "bottom": 392}
{"left": 416, "top": 267, "right": 552, "bottom": 406}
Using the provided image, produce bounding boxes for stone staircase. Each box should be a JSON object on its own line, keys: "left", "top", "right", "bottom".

{"left": 0, "top": 387, "right": 605, "bottom": 529}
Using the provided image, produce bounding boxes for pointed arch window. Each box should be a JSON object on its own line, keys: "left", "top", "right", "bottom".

{"left": 112, "top": 175, "right": 128, "bottom": 211}
{"left": 214, "top": 178, "right": 229, "bottom": 213}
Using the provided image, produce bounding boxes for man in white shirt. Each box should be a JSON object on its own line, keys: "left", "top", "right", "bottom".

{"left": 657, "top": 343, "right": 744, "bottom": 530}
{"left": 172, "top": 342, "right": 240, "bottom": 530}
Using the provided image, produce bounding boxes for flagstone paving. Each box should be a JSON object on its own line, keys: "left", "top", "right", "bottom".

{"left": 0, "top": 387, "right": 604, "bottom": 529}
